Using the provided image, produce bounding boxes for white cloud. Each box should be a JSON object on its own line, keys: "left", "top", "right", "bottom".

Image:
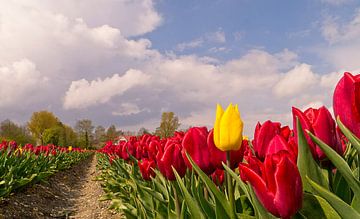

{"left": 112, "top": 103, "right": 150, "bottom": 116}
{"left": 206, "top": 30, "right": 226, "bottom": 43}
{"left": 320, "top": 9, "right": 360, "bottom": 70}
{"left": 320, "top": 0, "right": 353, "bottom": 5}
{"left": 176, "top": 39, "right": 204, "bottom": 51}
{"left": 175, "top": 30, "right": 226, "bottom": 51}
{"left": 0, "top": 59, "right": 48, "bottom": 106}
{"left": 63, "top": 69, "right": 149, "bottom": 109}
{"left": 273, "top": 64, "right": 318, "bottom": 98}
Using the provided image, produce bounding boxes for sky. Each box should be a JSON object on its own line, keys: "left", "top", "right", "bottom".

{"left": 0, "top": 0, "right": 360, "bottom": 135}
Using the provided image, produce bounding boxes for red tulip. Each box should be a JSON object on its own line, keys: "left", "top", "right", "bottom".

{"left": 138, "top": 158, "right": 156, "bottom": 180}
{"left": 181, "top": 127, "right": 215, "bottom": 174}
{"left": 239, "top": 151, "right": 303, "bottom": 219}
{"left": 252, "top": 120, "right": 291, "bottom": 160}
{"left": 211, "top": 169, "right": 225, "bottom": 186}
{"left": 292, "top": 106, "right": 339, "bottom": 160}
{"left": 156, "top": 141, "right": 187, "bottom": 180}
{"left": 207, "top": 129, "right": 246, "bottom": 169}
{"left": 334, "top": 72, "right": 360, "bottom": 138}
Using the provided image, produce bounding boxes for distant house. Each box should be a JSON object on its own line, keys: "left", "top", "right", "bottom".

{"left": 116, "top": 135, "right": 131, "bottom": 144}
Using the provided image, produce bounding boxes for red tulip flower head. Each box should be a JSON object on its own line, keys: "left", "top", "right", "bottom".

{"left": 239, "top": 151, "right": 303, "bottom": 219}
{"left": 333, "top": 72, "right": 360, "bottom": 138}
{"left": 181, "top": 127, "right": 215, "bottom": 174}
{"left": 138, "top": 158, "right": 156, "bottom": 180}
{"left": 293, "top": 106, "right": 339, "bottom": 160}
{"left": 156, "top": 141, "right": 187, "bottom": 180}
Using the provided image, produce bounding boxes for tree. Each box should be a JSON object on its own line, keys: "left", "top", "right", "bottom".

{"left": 0, "top": 119, "right": 36, "bottom": 145}
{"left": 43, "top": 125, "right": 63, "bottom": 146}
{"left": 28, "top": 111, "right": 59, "bottom": 145}
{"left": 94, "top": 125, "right": 106, "bottom": 147}
{"left": 155, "top": 112, "right": 180, "bottom": 138}
{"left": 106, "top": 125, "right": 119, "bottom": 142}
{"left": 137, "top": 127, "right": 150, "bottom": 136}
{"left": 75, "top": 119, "right": 94, "bottom": 148}
{"left": 63, "top": 124, "right": 78, "bottom": 147}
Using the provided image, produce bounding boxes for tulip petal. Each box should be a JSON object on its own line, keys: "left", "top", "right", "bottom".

{"left": 239, "top": 164, "right": 278, "bottom": 217}
{"left": 214, "top": 104, "right": 224, "bottom": 147}
{"left": 334, "top": 72, "right": 360, "bottom": 138}
{"left": 274, "top": 156, "right": 303, "bottom": 218}
{"left": 292, "top": 107, "right": 316, "bottom": 156}
{"left": 219, "top": 103, "right": 243, "bottom": 151}
{"left": 312, "top": 106, "right": 337, "bottom": 159}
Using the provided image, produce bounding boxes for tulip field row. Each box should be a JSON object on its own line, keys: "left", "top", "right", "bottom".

{"left": 0, "top": 141, "right": 91, "bottom": 199}
{"left": 96, "top": 72, "right": 360, "bottom": 219}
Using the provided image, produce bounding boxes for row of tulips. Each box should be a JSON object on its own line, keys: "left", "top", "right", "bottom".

{"left": 98, "top": 72, "right": 360, "bottom": 219}
{"left": 0, "top": 141, "right": 91, "bottom": 199}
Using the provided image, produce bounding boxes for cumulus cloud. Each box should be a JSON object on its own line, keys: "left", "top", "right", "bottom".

{"left": 320, "top": 9, "right": 360, "bottom": 70}
{"left": 63, "top": 69, "right": 149, "bottom": 109}
{"left": 273, "top": 64, "right": 318, "bottom": 98}
{"left": 0, "top": 59, "right": 48, "bottom": 106}
{"left": 0, "top": 0, "right": 346, "bottom": 135}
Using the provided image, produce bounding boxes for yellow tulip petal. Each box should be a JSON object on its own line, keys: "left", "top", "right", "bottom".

{"left": 219, "top": 103, "right": 243, "bottom": 151}
{"left": 213, "top": 104, "right": 224, "bottom": 147}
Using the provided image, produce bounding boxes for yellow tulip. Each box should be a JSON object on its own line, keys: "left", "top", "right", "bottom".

{"left": 213, "top": 103, "right": 243, "bottom": 151}
{"left": 68, "top": 146, "right": 73, "bottom": 151}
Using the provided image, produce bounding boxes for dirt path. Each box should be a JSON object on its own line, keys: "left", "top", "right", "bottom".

{"left": 0, "top": 155, "right": 121, "bottom": 219}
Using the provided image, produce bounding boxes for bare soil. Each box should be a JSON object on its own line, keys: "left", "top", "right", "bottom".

{"left": 0, "top": 155, "right": 121, "bottom": 219}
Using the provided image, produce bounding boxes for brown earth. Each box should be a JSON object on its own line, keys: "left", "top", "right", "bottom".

{"left": 0, "top": 155, "right": 121, "bottom": 219}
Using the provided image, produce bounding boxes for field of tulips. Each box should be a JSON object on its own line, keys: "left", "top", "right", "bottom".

{"left": 0, "top": 141, "right": 91, "bottom": 199}
{"left": 96, "top": 72, "right": 360, "bottom": 219}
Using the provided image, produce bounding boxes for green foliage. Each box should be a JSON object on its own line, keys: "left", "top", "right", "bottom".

{"left": 0, "top": 147, "right": 91, "bottom": 199}
{"left": 296, "top": 117, "right": 328, "bottom": 192}
{"left": 75, "top": 119, "right": 94, "bottom": 148}
{"left": 0, "top": 119, "right": 36, "bottom": 145}
{"left": 27, "top": 111, "right": 60, "bottom": 145}
{"left": 106, "top": 125, "right": 120, "bottom": 142}
{"left": 97, "top": 118, "right": 360, "bottom": 219}
{"left": 155, "top": 112, "right": 180, "bottom": 138}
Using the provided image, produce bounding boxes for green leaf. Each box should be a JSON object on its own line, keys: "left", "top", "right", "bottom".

{"left": 223, "top": 163, "right": 275, "bottom": 218}
{"left": 307, "top": 177, "right": 360, "bottom": 219}
{"left": 308, "top": 132, "right": 360, "bottom": 199}
{"left": 186, "top": 153, "right": 234, "bottom": 219}
{"left": 173, "top": 167, "right": 205, "bottom": 219}
{"left": 299, "top": 193, "right": 341, "bottom": 219}
{"left": 195, "top": 184, "right": 216, "bottom": 218}
{"left": 296, "top": 117, "right": 328, "bottom": 191}
{"left": 337, "top": 117, "right": 360, "bottom": 154}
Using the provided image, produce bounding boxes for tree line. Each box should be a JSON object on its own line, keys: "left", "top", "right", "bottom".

{"left": 0, "top": 110, "right": 182, "bottom": 148}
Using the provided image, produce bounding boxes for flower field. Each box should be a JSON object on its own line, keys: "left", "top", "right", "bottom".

{"left": 0, "top": 141, "right": 91, "bottom": 199}
{"left": 1, "top": 72, "right": 360, "bottom": 218}
{"left": 96, "top": 72, "right": 360, "bottom": 219}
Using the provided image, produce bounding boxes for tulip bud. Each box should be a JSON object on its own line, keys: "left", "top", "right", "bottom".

{"left": 138, "top": 158, "right": 156, "bottom": 180}
{"left": 293, "top": 106, "right": 338, "bottom": 161}
{"left": 239, "top": 151, "right": 303, "bottom": 218}
{"left": 333, "top": 72, "right": 360, "bottom": 138}
{"left": 181, "top": 127, "right": 215, "bottom": 174}
{"left": 213, "top": 103, "right": 243, "bottom": 151}
{"left": 156, "top": 141, "right": 187, "bottom": 180}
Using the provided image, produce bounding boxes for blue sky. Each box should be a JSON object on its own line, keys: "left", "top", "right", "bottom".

{"left": 0, "top": 0, "right": 359, "bottom": 135}
{"left": 148, "top": 0, "right": 357, "bottom": 71}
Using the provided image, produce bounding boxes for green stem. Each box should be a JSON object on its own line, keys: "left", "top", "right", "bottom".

{"left": 358, "top": 153, "right": 360, "bottom": 181}
{"left": 172, "top": 182, "right": 181, "bottom": 218}
{"left": 327, "top": 167, "right": 333, "bottom": 192}
{"left": 204, "top": 187, "right": 209, "bottom": 201}
{"left": 226, "top": 151, "right": 236, "bottom": 218}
